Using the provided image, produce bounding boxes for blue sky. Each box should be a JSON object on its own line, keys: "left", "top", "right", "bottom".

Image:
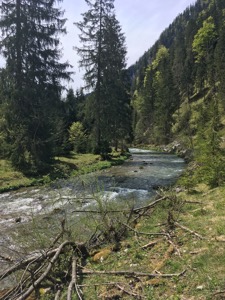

{"left": 61, "top": 0, "right": 196, "bottom": 91}
{"left": 0, "top": 0, "right": 196, "bottom": 91}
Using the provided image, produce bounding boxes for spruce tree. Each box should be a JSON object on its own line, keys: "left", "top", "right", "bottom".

{"left": 0, "top": 0, "right": 71, "bottom": 173}
{"left": 75, "top": 0, "right": 130, "bottom": 155}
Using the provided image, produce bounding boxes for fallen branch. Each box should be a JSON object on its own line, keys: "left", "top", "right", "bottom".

{"left": 141, "top": 239, "right": 163, "bottom": 250}
{"left": 184, "top": 201, "right": 203, "bottom": 205}
{"left": 174, "top": 222, "right": 204, "bottom": 239}
{"left": 67, "top": 254, "right": 83, "bottom": 300}
{"left": 16, "top": 241, "right": 76, "bottom": 300}
{"left": 116, "top": 283, "right": 140, "bottom": 297}
{"left": 133, "top": 196, "right": 168, "bottom": 213}
{"left": 122, "top": 222, "right": 170, "bottom": 238}
{"left": 81, "top": 269, "right": 186, "bottom": 278}
{"left": 0, "top": 249, "right": 56, "bottom": 281}
{"left": 55, "top": 290, "right": 62, "bottom": 300}
{"left": 213, "top": 290, "right": 225, "bottom": 296}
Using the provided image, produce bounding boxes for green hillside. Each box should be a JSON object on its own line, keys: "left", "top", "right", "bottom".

{"left": 129, "top": 0, "right": 225, "bottom": 188}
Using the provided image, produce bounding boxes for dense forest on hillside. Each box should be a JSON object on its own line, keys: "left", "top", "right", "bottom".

{"left": 130, "top": 0, "right": 225, "bottom": 187}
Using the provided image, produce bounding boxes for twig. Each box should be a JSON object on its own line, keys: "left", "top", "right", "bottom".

{"left": 77, "top": 282, "right": 123, "bottom": 287}
{"left": 116, "top": 284, "right": 140, "bottom": 298}
{"left": 174, "top": 222, "right": 204, "bottom": 239}
{"left": 72, "top": 209, "right": 130, "bottom": 213}
{"left": 213, "top": 290, "right": 225, "bottom": 296}
{"left": 133, "top": 196, "right": 168, "bottom": 213}
{"left": 49, "top": 219, "right": 66, "bottom": 249}
{"left": 166, "top": 237, "right": 181, "bottom": 257}
{"left": 184, "top": 201, "right": 203, "bottom": 205}
{"left": 141, "top": 239, "right": 163, "bottom": 250}
{"left": 122, "top": 222, "right": 170, "bottom": 238}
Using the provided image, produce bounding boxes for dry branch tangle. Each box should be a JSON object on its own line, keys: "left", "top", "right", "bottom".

{"left": 0, "top": 193, "right": 183, "bottom": 299}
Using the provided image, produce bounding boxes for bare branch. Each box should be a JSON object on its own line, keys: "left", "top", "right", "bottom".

{"left": 16, "top": 241, "right": 76, "bottom": 300}
{"left": 174, "top": 222, "right": 204, "bottom": 239}
{"left": 67, "top": 254, "right": 83, "bottom": 300}
{"left": 81, "top": 269, "right": 187, "bottom": 278}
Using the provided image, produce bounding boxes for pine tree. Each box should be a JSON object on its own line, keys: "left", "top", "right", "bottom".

{"left": 0, "top": 0, "right": 71, "bottom": 173}
{"left": 75, "top": 0, "right": 130, "bottom": 155}
{"left": 100, "top": 15, "right": 131, "bottom": 150}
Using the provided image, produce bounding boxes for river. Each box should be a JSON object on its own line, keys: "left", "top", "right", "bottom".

{"left": 0, "top": 148, "right": 185, "bottom": 287}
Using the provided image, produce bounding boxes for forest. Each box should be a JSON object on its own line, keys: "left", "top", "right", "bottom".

{"left": 0, "top": 0, "right": 132, "bottom": 176}
{"left": 1, "top": 0, "right": 225, "bottom": 299}
{"left": 130, "top": 0, "right": 225, "bottom": 187}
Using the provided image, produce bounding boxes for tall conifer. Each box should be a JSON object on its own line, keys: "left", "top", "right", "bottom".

{"left": 0, "top": 0, "right": 71, "bottom": 172}
{"left": 75, "top": 0, "right": 130, "bottom": 154}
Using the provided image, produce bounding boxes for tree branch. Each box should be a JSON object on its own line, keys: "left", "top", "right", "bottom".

{"left": 174, "top": 222, "right": 204, "bottom": 239}
{"left": 81, "top": 269, "right": 186, "bottom": 278}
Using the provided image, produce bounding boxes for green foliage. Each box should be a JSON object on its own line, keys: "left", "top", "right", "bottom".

{"left": 152, "top": 45, "right": 169, "bottom": 69}
{"left": 69, "top": 121, "right": 87, "bottom": 153}
{"left": 192, "top": 16, "right": 217, "bottom": 63}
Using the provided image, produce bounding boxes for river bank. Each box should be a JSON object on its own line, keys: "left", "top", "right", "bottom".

{"left": 1, "top": 181, "right": 225, "bottom": 299}
{"left": 1, "top": 149, "right": 225, "bottom": 299}
{"left": 0, "top": 152, "right": 129, "bottom": 193}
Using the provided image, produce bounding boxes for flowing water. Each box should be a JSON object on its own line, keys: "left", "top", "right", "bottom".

{"left": 0, "top": 148, "right": 185, "bottom": 286}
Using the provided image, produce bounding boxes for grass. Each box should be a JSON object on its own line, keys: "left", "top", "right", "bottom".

{"left": 27, "top": 182, "right": 225, "bottom": 299}
{"left": 0, "top": 159, "right": 34, "bottom": 192}
{"left": 55, "top": 184, "right": 225, "bottom": 300}
{"left": 0, "top": 152, "right": 128, "bottom": 192}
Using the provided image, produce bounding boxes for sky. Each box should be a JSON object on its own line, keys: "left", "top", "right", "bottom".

{"left": 60, "top": 0, "right": 196, "bottom": 91}
{"left": 0, "top": 0, "right": 197, "bottom": 91}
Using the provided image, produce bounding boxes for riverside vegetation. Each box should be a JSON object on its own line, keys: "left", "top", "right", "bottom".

{"left": 1, "top": 155, "right": 225, "bottom": 299}
{"left": 0, "top": 152, "right": 128, "bottom": 193}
